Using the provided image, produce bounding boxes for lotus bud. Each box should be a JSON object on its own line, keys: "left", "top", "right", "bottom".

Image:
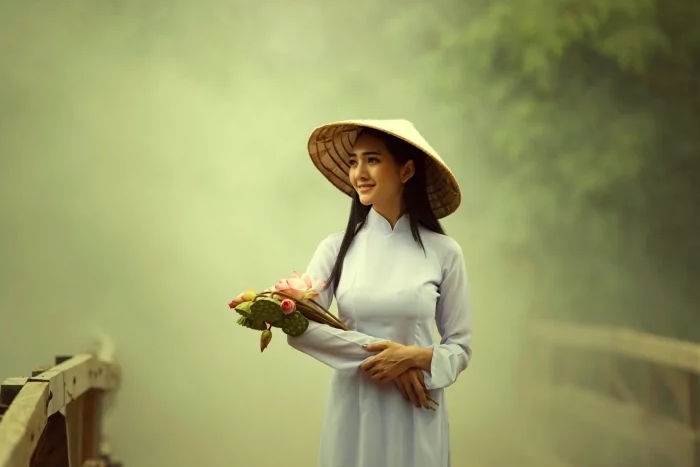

{"left": 280, "top": 299, "right": 296, "bottom": 314}
{"left": 228, "top": 296, "right": 243, "bottom": 309}
{"left": 260, "top": 329, "right": 272, "bottom": 352}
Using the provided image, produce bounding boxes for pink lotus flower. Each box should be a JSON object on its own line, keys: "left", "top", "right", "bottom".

{"left": 273, "top": 271, "right": 326, "bottom": 301}
{"left": 280, "top": 299, "right": 296, "bottom": 314}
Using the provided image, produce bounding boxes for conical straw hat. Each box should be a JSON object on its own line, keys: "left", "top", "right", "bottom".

{"left": 307, "top": 119, "right": 461, "bottom": 219}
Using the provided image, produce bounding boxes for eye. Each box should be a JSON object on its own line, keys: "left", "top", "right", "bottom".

{"left": 348, "top": 159, "right": 357, "bottom": 166}
{"left": 368, "top": 157, "right": 380, "bottom": 164}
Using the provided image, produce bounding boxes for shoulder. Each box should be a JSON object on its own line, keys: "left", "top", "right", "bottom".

{"left": 313, "top": 230, "right": 345, "bottom": 257}
{"left": 306, "top": 230, "right": 345, "bottom": 276}
{"left": 419, "top": 228, "right": 465, "bottom": 266}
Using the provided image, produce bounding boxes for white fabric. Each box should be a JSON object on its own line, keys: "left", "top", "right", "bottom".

{"left": 287, "top": 208, "right": 473, "bottom": 467}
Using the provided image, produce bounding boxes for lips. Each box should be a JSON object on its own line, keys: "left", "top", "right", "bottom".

{"left": 356, "top": 184, "right": 375, "bottom": 193}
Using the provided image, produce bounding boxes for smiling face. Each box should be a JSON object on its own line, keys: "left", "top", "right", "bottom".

{"left": 348, "top": 130, "right": 415, "bottom": 219}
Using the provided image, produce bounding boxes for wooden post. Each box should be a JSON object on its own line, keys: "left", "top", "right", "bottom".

{"left": 0, "top": 355, "right": 120, "bottom": 467}
{"left": 65, "top": 397, "right": 84, "bottom": 467}
{"left": 80, "top": 390, "right": 103, "bottom": 462}
{"left": 603, "top": 353, "right": 617, "bottom": 465}
{"left": 644, "top": 363, "right": 659, "bottom": 467}
{"left": 690, "top": 372, "right": 699, "bottom": 467}
{"left": 65, "top": 389, "right": 104, "bottom": 467}
{"left": 537, "top": 339, "right": 555, "bottom": 455}
{"left": 29, "top": 412, "right": 68, "bottom": 467}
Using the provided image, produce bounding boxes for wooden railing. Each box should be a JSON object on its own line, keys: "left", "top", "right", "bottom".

{"left": 520, "top": 320, "right": 700, "bottom": 467}
{"left": 0, "top": 354, "right": 121, "bottom": 467}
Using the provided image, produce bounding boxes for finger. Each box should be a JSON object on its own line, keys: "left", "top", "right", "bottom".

{"left": 379, "top": 374, "right": 392, "bottom": 384}
{"left": 413, "top": 374, "right": 439, "bottom": 407}
{"left": 367, "top": 368, "right": 383, "bottom": 382}
{"left": 404, "top": 380, "right": 420, "bottom": 408}
{"left": 417, "top": 370, "right": 425, "bottom": 388}
{"left": 426, "top": 393, "right": 440, "bottom": 407}
{"left": 394, "top": 381, "right": 409, "bottom": 401}
{"left": 377, "top": 368, "right": 400, "bottom": 384}
{"left": 410, "top": 375, "right": 429, "bottom": 409}
{"left": 377, "top": 370, "right": 396, "bottom": 384}
{"left": 363, "top": 342, "right": 390, "bottom": 352}
{"left": 374, "top": 372, "right": 388, "bottom": 383}
{"left": 360, "top": 356, "right": 378, "bottom": 372}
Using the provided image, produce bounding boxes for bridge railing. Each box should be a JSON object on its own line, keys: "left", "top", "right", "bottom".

{"left": 520, "top": 320, "right": 700, "bottom": 467}
{"left": 0, "top": 354, "right": 121, "bottom": 467}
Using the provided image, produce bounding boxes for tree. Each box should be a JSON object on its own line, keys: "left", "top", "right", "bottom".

{"left": 383, "top": 0, "right": 700, "bottom": 339}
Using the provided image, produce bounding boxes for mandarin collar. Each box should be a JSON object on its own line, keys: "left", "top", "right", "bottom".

{"left": 365, "top": 208, "right": 410, "bottom": 236}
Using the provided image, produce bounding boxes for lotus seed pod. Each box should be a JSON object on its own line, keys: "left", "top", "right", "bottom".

{"left": 279, "top": 311, "right": 309, "bottom": 337}
{"left": 250, "top": 298, "right": 285, "bottom": 324}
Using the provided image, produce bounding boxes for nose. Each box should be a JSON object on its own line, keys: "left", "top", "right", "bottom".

{"left": 354, "top": 159, "right": 369, "bottom": 178}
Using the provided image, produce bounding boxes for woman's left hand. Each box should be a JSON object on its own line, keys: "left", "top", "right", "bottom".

{"left": 360, "top": 341, "right": 417, "bottom": 383}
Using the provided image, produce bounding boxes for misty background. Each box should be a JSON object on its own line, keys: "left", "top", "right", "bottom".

{"left": 1, "top": 0, "right": 698, "bottom": 466}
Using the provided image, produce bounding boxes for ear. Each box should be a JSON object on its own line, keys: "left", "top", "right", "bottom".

{"left": 400, "top": 160, "right": 415, "bottom": 184}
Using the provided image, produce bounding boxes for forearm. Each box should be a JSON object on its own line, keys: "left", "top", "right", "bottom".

{"left": 287, "top": 321, "right": 385, "bottom": 370}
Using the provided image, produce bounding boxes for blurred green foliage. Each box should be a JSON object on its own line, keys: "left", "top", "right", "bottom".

{"left": 387, "top": 0, "right": 700, "bottom": 339}
{"left": 2, "top": 0, "right": 697, "bottom": 341}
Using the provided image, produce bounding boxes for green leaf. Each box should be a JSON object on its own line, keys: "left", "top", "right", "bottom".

{"left": 234, "top": 301, "right": 253, "bottom": 318}
{"left": 236, "top": 316, "right": 268, "bottom": 331}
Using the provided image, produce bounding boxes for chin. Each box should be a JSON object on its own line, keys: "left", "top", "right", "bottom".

{"left": 357, "top": 194, "right": 374, "bottom": 206}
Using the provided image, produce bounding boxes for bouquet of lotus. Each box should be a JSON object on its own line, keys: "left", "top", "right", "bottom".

{"left": 229, "top": 271, "right": 440, "bottom": 411}
{"left": 228, "top": 272, "right": 349, "bottom": 352}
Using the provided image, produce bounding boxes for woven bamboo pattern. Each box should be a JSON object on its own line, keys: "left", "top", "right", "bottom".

{"left": 307, "top": 119, "right": 461, "bottom": 219}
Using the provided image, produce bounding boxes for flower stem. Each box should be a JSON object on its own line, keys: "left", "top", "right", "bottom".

{"left": 308, "top": 298, "right": 340, "bottom": 320}
{"left": 298, "top": 301, "right": 347, "bottom": 329}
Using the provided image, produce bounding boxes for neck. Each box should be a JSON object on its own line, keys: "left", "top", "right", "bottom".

{"left": 372, "top": 202, "right": 404, "bottom": 229}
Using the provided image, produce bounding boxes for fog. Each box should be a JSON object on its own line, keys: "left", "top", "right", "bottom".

{"left": 0, "top": 1, "right": 624, "bottom": 466}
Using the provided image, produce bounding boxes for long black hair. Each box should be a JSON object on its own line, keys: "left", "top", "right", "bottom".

{"left": 325, "top": 128, "right": 446, "bottom": 292}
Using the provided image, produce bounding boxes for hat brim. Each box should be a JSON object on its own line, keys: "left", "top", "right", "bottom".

{"left": 307, "top": 119, "right": 461, "bottom": 219}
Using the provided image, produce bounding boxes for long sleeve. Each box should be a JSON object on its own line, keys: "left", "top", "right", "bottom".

{"left": 424, "top": 241, "right": 473, "bottom": 390}
{"left": 286, "top": 233, "right": 384, "bottom": 370}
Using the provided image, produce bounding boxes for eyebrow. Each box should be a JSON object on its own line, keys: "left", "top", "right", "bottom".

{"left": 348, "top": 150, "right": 382, "bottom": 158}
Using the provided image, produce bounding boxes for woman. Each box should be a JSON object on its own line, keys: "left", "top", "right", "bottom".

{"left": 288, "top": 119, "right": 473, "bottom": 467}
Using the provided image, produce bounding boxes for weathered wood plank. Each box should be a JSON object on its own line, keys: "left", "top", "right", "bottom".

{"left": 0, "top": 379, "right": 28, "bottom": 407}
{"left": 530, "top": 321, "right": 700, "bottom": 374}
{"left": 0, "top": 382, "right": 50, "bottom": 467}
{"left": 0, "top": 355, "right": 120, "bottom": 467}
{"left": 27, "top": 355, "right": 119, "bottom": 417}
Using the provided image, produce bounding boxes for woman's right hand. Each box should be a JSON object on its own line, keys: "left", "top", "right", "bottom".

{"left": 393, "top": 368, "right": 430, "bottom": 409}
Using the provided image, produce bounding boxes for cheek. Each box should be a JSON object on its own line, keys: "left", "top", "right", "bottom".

{"left": 371, "top": 167, "right": 401, "bottom": 192}
{"left": 369, "top": 166, "right": 387, "bottom": 183}
{"left": 348, "top": 168, "right": 357, "bottom": 183}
